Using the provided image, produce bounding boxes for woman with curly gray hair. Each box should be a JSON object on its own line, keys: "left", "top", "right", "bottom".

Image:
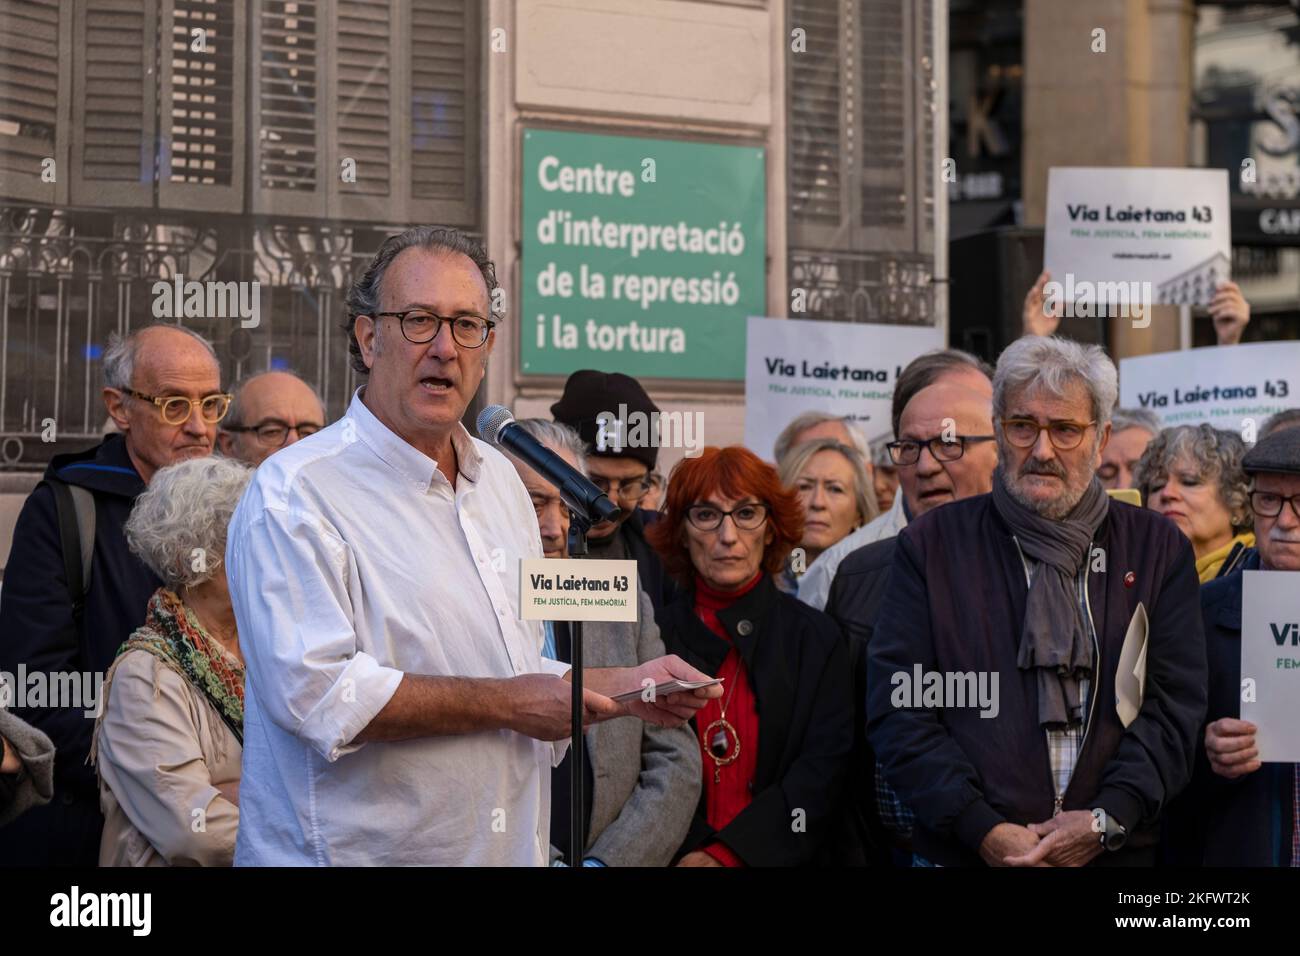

{"left": 92, "top": 456, "right": 252, "bottom": 866}
{"left": 1133, "top": 424, "right": 1254, "bottom": 582}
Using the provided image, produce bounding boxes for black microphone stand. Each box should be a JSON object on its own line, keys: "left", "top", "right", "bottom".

{"left": 565, "top": 510, "right": 590, "bottom": 870}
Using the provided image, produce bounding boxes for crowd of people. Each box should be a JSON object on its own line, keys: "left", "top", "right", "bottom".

{"left": 1, "top": 223, "right": 1297, "bottom": 868}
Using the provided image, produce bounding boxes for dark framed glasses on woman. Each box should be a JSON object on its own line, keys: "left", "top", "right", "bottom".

{"left": 886, "top": 435, "right": 995, "bottom": 466}
{"left": 371, "top": 310, "right": 495, "bottom": 348}
{"left": 686, "top": 502, "right": 769, "bottom": 531}
{"left": 1000, "top": 418, "right": 1096, "bottom": 450}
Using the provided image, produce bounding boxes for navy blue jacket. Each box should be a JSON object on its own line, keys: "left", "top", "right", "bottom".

{"left": 0, "top": 434, "right": 160, "bottom": 865}
{"left": 1167, "top": 551, "right": 1295, "bottom": 866}
{"left": 866, "top": 494, "right": 1206, "bottom": 867}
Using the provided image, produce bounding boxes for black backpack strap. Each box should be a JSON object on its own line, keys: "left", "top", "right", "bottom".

{"left": 46, "top": 478, "right": 96, "bottom": 634}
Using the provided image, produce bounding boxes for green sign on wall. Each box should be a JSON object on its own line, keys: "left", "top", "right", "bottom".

{"left": 520, "top": 129, "right": 766, "bottom": 381}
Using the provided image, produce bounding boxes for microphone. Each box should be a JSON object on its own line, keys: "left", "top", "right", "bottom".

{"left": 476, "top": 405, "right": 620, "bottom": 524}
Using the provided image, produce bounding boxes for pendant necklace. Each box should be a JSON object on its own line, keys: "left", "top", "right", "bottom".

{"left": 702, "top": 657, "right": 742, "bottom": 784}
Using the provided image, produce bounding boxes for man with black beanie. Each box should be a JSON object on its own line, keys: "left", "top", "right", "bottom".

{"left": 551, "top": 370, "right": 678, "bottom": 621}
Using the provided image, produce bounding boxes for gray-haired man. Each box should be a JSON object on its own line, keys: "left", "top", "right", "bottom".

{"left": 226, "top": 226, "right": 718, "bottom": 865}
{"left": 0, "top": 324, "right": 224, "bottom": 865}
{"left": 1096, "top": 407, "right": 1160, "bottom": 491}
{"left": 797, "top": 348, "right": 993, "bottom": 611}
{"left": 503, "top": 418, "right": 700, "bottom": 867}
{"left": 867, "top": 335, "right": 1206, "bottom": 867}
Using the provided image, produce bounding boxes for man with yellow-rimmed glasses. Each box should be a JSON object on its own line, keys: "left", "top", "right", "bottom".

{"left": 0, "top": 323, "right": 227, "bottom": 866}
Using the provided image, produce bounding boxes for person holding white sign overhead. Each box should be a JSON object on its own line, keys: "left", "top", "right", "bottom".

{"left": 1168, "top": 428, "right": 1300, "bottom": 866}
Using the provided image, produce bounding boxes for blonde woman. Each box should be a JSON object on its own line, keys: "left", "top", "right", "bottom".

{"left": 777, "top": 438, "right": 878, "bottom": 592}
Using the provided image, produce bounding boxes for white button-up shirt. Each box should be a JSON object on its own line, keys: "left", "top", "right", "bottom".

{"left": 227, "top": 389, "right": 569, "bottom": 866}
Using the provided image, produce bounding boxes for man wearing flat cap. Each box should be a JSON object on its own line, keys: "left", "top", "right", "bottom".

{"left": 551, "top": 370, "right": 677, "bottom": 620}
{"left": 1173, "top": 426, "right": 1300, "bottom": 865}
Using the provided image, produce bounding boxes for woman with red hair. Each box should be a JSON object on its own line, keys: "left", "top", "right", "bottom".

{"left": 647, "top": 446, "right": 853, "bottom": 866}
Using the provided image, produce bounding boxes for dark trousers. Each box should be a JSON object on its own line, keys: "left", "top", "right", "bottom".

{"left": 0, "top": 784, "right": 102, "bottom": 866}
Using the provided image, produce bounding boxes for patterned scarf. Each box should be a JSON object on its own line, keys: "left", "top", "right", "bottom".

{"left": 117, "top": 588, "right": 245, "bottom": 744}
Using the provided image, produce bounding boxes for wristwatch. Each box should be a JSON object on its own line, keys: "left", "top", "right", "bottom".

{"left": 1091, "top": 807, "right": 1127, "bottom": 851}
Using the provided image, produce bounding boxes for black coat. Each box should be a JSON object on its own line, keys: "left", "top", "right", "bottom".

{"left": 0, "top": 434, "right": 160, "bottom": 865}
{"left": 867, "top": 494, "right": 1207, "bottom": 867}
{"left": 659, "top": 574, "right": 853, "bottom": 866}
{"left": 1166, "top": 550, "right": 1295, "bottom": 866}
{"left": 825, "top": 534, "right": 901, "bottom": 865}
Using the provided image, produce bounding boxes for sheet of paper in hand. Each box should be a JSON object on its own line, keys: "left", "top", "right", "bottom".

{"left": 611, "top": 678, "right": 723, "bottom": 704}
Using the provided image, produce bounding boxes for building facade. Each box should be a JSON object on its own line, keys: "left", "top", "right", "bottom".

{"left": 0, "top": 0, "right": 947, "bottom": 570}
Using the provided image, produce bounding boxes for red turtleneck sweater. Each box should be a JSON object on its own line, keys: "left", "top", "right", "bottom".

{"left": 693, "top": 572, "right": 762, "bottom": 867}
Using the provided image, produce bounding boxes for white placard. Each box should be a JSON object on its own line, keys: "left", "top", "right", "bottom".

{"left": 744, "top": 317, "right": 945, "bottom": 461}
{"left": 1241, "top": 570, "right": 1300, "bottom": 763}
{"left": 1044, "top": 167, "right": 1230, "bottom": 308}
{"left": 1118, "top": 341, "right": 1299, "bottom": 437}
{"left": 519, "top": 558, "right": 639, "bottom": 622}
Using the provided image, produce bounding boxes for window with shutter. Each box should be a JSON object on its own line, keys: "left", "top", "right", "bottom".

{"left": 331, "top": 0, "right": 396, "bottom": 220}
{"left": 788, "top": 0, "right": 845, "bottom": 246}
{"left": 253, "top": 0, "right": 327, "bottom": 217}
{"left": 788, "top": 0, "right": 939, "bottom": 324}
{"left": 0, "top": 0, "right": 68, "bottom": 204}
{"left": 70, "top": 0, "right": 159, "bottom": 207}
{"left": 406, "top": 0, "right": 479, "bottom": 226}
{"left": 253, "top": 0, "right": 480, "bottom": 227}
{"left": 158, "top": 0, "right": 246, "bottom": 212}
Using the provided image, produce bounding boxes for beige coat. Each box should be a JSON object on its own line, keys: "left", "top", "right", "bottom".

{"left": 93, "top": 648, "right": 241, "bottom": 866}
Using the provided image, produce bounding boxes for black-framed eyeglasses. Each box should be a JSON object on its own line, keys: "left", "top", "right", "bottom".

{"left": 121, "top": 388, "right": 231, "bottom": 425}
{"left": 886, "top": 435, "right": 995, "bottom": 466}
{"left": 223, "top": 418, "right": 324, "bottom": 447}
{"left": 370, "top": 310, "right": 495, "bottom": 348}
{"left": 590, "top": 474, "right": 651, "bottom": 504}
{"left": 1250, "top": 490, "right": 1300, "bottom": 520}
{"left": 1000, "top": 418, "right": 1097, "bottom": 450}
{"left": 686, "top": 502, "right": 770, "bottom": 532}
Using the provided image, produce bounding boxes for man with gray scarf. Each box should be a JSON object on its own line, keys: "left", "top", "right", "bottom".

{"left": 867, "top": 336, "right": 1206, "bottom": 866}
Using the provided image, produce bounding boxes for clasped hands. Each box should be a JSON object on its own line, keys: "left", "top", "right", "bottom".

{"left": 980, "top": 812, "right": 1104, "bottom": 868}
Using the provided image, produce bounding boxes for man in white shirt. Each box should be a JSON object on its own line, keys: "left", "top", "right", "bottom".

{"left": 226, "top": 226, "right": 718, "bottom": 866}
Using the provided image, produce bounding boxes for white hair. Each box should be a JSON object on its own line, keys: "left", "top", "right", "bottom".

{"left": 993, "top": 335, "right": 1119, "bottom": 429}
{"left": 1111, "top": 407, "right": 1161, "bottom": 436}
{"left": 510, "top": 418, "right": 587, "bottom": 472}
{"left": 103, "top": 324, "right": 218, "bottom": 390}
{"left": 124, "top": 456, "right": 252, "bottom": 591}
{"left": 773, "top": 411, "right": 869, "bottom": 462}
